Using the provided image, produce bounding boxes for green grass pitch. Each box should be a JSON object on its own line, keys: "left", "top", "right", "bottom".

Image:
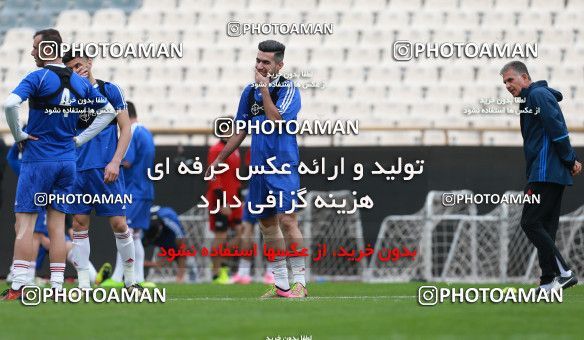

{"left": 1, "top": 282, "right": 582, "bottom": 339}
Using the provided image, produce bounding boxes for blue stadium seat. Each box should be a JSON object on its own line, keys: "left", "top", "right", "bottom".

{"left": 20, "top": 12, "right": 55, "bottom": 31}
{"left": 0, "top": 13, "right": 21, "bottom": 35}
{"left": 1, "top": 0, "right": 30, "bottom": 15}
{"left": 72, "top": 0, "right": 103, "bottom": 13}
{"left": 38, "top": 0, "right": 72, "bottom": 16}
{"left": 107, "top": 0, "right": 140, "bottom": 13}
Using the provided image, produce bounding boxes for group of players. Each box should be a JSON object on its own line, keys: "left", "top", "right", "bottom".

{"left": 3, "top": 28, "right": 308, "bottom": 299}
{"left": 2, "top": 28, "right": 157, "bottom": 300}
{"left": 5, "top": 24, "right": 577, "bottom": 301}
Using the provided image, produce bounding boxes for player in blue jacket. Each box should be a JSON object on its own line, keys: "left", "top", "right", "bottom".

{"left": 3, "top": 29, "right": 117, "bottom": 300}
{"left": 500, "top": 61, "right": 581, "bottom": 293}
{"left": 63, "top": 50, "right": 140, "bottom": 291}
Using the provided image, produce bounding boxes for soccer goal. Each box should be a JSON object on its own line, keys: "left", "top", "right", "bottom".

{"left": 147, "top": 190, "right": 368, "bottom": 283}
{"left": 368, "top": 190, "right": 584, "bottom": 283}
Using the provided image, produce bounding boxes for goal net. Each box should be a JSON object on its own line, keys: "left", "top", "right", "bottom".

{"left": 147, "top": 190, "right": 368, "bottom": 282}
{"left": 369, "top": 190, "right": 584, "bottom": 283}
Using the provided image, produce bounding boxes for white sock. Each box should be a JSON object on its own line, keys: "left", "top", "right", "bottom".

{"left": 66, "top": 247, "right": 76, "bottom": 264}
{"left": 556, "top": 257, "right": 572, "bottom": 277}
{"left": 111, "top": 252, "right": 124, "bottom": 282}
{"left": 49, "top": 263, "right": 66, "bottom": 290}
{"left": 88, "top": 262, "right": 97, "bottom": 283}
{"left": 72, "top": 230, "right": 91, "bottom": 288}
{"left": 28, "top": 261, "right": 36, "bottom": 284}
{"left": 11, "top": 260, "right": 30, "bottom": 290}
{"left": 114, "top": 230, "right": 136, "bottom": 286}
{"left": 237, "top": 258, "right": 252, "bottom": 277}
{"left": 272, "top": 258, "right": 289, "bottom": 291}
{"left": 133, "top": 232, "right": 145, "bottom": 283}
{"left": 289, "top": 256, "right": 306, "bottom": 286}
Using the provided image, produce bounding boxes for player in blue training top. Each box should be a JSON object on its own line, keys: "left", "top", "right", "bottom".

{"left": 2, "top": 29, "right": 117, "bottom": 300}
{"left": 63, "top": 51, "right": 141, "bottom": 291}
{"left": 206, "top": 40, "right": 306, "bottom": 298}
{"left": 103, "top": 102, "right": 156, "bottom": 288}
{"left": 143, "top": 206, "right": 187, "bottom": 283}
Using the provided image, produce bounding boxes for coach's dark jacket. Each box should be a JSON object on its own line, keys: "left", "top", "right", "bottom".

{"left": 519, "top": 80, "right": 577, "bottom": 185}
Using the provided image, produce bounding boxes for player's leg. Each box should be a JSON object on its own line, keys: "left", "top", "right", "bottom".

{"left": 543, "top": 185, "right": 577, "bottom": 288}
{"left": 520, "top": 182, "right": 562, "bottom": 289}
{"left": 207, "top": 211, "right": 229, "bottom": 283}
{"left": 46, "top": 207, "right": 67, "bottom": 290}
{"left": 64, "top": 237, "right": 97, "bottom": 284}
{"left": 117, "top": 199, "right": 151, "bottom": 287}
{"left": 211, "top": 229, "right": 230, "bottom": 283}
{"left": 5, "top": 162, "right": 44, "bottom": 298}
{"left": 71, "top": 214, "right": 93, "bottom": 288}
{"left": 270, "top": 169, "right": 306, "bottom": 297}
{"left": 279, "top": 212, "right": 307, "bottom": 297}
{"left": 8, "top": 213, "right": 37, "bottom": 293}
{"left": 109, "top": 215, "right": 138, "bottom": 287}
{"left": 68, "top": 170, "right": 94, "bottom": 288}
{"left": 96, "top": 167, "right": 139, "bottom": 287}
{"left": 259, "top": 215, "right": 290, "bottom": 297}
{"left": 48, "top": 160, "right": 77, "bottom": 291}
{"left": 231, "top": 221, "right": 253, "bottom": 284}
{"left": 29, "top": 232, "right": 43, "bottom": 284}
{"left": 29, "top": 209, "right": 48, "bottom": 285}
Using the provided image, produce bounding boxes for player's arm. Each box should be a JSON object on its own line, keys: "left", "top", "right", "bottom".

{"left": 74, "top": 82, "right": 118, "bottom": 147}
{"left": 104, "top": 109, "right": 130, "bottom": 183}
{"left": 205, "top": 88, "right": 250, "bottom": 178}
{"left": 4, "top": 71, "right": 42, "bottom": 148}
{"left": 4, "top": 94, "right": 31, "bottom": 142}
{"left": 4, "top": 73, "right": 40, "bottom": 143}
{"left": 255, "top": 70, "right": 282, "bottom": 121}
{"left": 103, "top": 83, "right": 131, "bottom": 182}
{"left": 532, "top": 91, "right": 581, "bottom": 175}
{"left": 74, "top": 103, "right": 117, "bottom": 146}
{"left": 205, "top": 131, "right": 246, "bottom": 178}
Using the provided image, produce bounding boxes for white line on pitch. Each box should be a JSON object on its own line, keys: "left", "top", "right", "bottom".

{"left": 168, "top": 296, "right": 415, "bottom": 301}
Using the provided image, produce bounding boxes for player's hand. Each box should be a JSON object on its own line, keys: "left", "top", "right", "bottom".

{"left": 77, "top": 65, "right": 89, "bottom": 78}
{"left": 220, "top": 206, "right": 232, "bottom": 216}
{"left": 571, "top": 160, "right": 582, "bottom": 176}
{"left": 104, "top": 160, "right": 120, "bottom": 183}
{"left": 255, "top": 69, "right": 269, "bottom": 87}
{"left": 18, "top": 134, "right": 39, "bottom": 152}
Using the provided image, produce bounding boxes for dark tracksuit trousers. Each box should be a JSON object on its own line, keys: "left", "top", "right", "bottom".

{"left": 520, "top": 182, "right": 571, "bottom": 284}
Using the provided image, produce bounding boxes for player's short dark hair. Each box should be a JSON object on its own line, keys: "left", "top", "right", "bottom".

{"left": 258, "top": 40, "right": 285, "bottom": 63}
{"left": 500, "top": 61, "right": 531, "bottom": 80}
{"left": 34, "top": 29, "right": 62, "bottom": 56}
{"left": 62, "top": 48, "right": 88, "bottom": 64}
{"left": 127, "top": 101, "right": 137, "bottom": 118}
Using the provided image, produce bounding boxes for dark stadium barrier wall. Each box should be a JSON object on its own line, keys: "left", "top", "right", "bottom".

{"left": 1, "top": 146, "right": 583, "bottom": 277}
